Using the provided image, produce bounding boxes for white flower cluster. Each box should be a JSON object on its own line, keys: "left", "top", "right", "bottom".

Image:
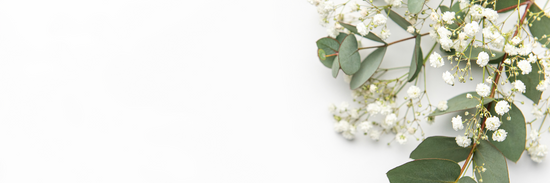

{"left": 526, "top": 130, "right": 548, "bottom": 163}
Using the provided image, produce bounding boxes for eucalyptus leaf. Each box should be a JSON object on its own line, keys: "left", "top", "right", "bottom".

{"left": 408, "top": 35, "right": 423, "bottom": 82}
{"left": 338, "top": 34, "right": 361, "bottom": 75}
{"left": 339, "top": 22, "right": 386, "bottom": 44}
{"left": 387, "top": 159, "right": 461, "bottom": 183}
{"left": 410, "top": 136, "right": 471, "bottom": 162}
{"left": 507, "top": 60, "right": 543, "bottom": 103}
{"left": 332, "top": 56, "right": 340, "bottom": 78}
{"left": 408, "top": 0, "right": 425, "bottom": 14}
{"left": 484, "top": 0, "right": 526, "bottom": 12}
{"left": 486, "top": 101, "right": 526, "bottom": 162}
{"left": 384, "top": 9, "right": 414, "bottom": 34}
{"left": 429, "top": 92, "right": 493, "bottom": 117}
{"left": 316, "top": 37, "right": 340, "bottom": 68}
{"left": 473, "top": 141, "right": 510, "bottom": 183}
{"left": 336, "top": 32, "right": 347, "bottom": 44}
{"left": 529, "top": 4, "right": 550, "bottom": 47}
{"left": 458, "top": 176, "right": 477, "bottom": 183}
{"left": 350, "top": 47, "right": 387, "bottom": 89}
{"left": 440, "top": 46, "right": 505, "bottom": 64}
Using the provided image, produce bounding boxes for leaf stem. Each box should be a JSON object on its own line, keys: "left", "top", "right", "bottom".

{"left": 358, "top": 33, "right": 430, "bottom": 50}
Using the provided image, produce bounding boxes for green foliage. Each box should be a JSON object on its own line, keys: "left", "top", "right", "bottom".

{"left": 408, "top": 36, "right": 423, "bottom": 82}
{"left": 386, "top": 159, "right": 461, "bottom": 183}
{"left": 439, "top": 2, "right": 466, "bottom": 30}
{"left": 350, "top": 47, "right": 387, "bottom": 89}
{"left": 384, "top": 9, "right": 414, "bottom": 35}
{"left": 439, "top": 46, "right": 505, "bottom": 64}
{"left": 486, "top": 101, "right": 526, "bottom": 162}
{"left": 408, "top": 0, "right": 426, "bottom": 14}
{"left": 338, "top": 34, "right": 361, "bottom": 75}
{"left": 316, "top": 37, "right": 340, "bottom": 68}
{"left": 339, "top": 22, "right": 387, "bottom": 44}
{"left": 458, "top": 176, "right": 477, "bottom": 183}
{"left": 429, "top": 92, "right": 493, "bottom": 117}
{"left": 485, "top": 0, "right": 526, "bottom": 12}
{"left": 336, "top": 32, "right": 347, "bottom": 44}
{"left": 332, "top": 56, "right": 340, "bottom": 78}
{"left": 410, "top": 136, "right": 471, "bottom": 162}
{"left": 529, "top": 4, "right": 550, "bottom": 47}
{"left": 473, "top": 141, "right": 510, "bottom": 183}
{"left": 507, "top": 61, "right": 543, "bottom": 103}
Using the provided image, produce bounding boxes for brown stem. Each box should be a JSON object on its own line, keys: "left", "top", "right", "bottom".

{"left": 497, "top": 1, "right": 529, "bottom": 13}
{"left": 455, "top": 1, "right": 533, "bottom": 181}
{"left": 358, "top": 33, "right": 429, "bottom": 50}
{"left": 325, "top": 53, "right": 338, "bottom": 57}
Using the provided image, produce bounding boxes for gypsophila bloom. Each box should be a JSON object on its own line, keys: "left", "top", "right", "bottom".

{"left": 443, "top": 71, "right": 455, "bottom": 85}
{"left": 510, "top": 36, "right": 521, "bottom": 45}
{"left": 385, "top": 0, "right": 402, "bottom": 7}
{"left": 383, "top": 113, "right": 397, "bottom": 129}
{"left": 437, "top": 100, "right": 448, "bottom": 111}
{"left": 380, "top": 28, "right": 391, "bottom": 40}
{"left": 533, "top": 106, "right": 544, "bottom": 118}
{"left": 407, "top": 26, "right": 415, "bottom": 34}
{"left": 429, "top": 52, "right": 444, "bottom": 68}
{"left": 429, "top": 12, "right": 438, "bottom": 21}
{"left": 369, "top": 84, "right": 378, "bottom": 93}
{"left": 367, "top": 102, "right": 381, "bottom": 114}
{"left": 464, "top": 21, "right": 480, "bottom": 37}
{"left": 342, "top": 126, "right": 356, "bottom": 140}
{"left": 328, "top": 104, "right": 337, "bottom": 113}
{"left": 483, "top": 8, "right": 499, "bottom": 22}
{"left": 466, "top": 93, "right": 473, "bottom": 98}
{"left": 486, "top": 76, "right": 493, "bottom": 83}
{"left": 476, "top": 51, "right": 489, "bottom": 67}
{"left": 470, "top": 5, "right": 484, "bottom": 20}
{"left": 476, "top": 83, "right": 490, "bottom": 97}
{"left": 504, "top": 44, "right": 519, "bottom": 55}
{"left": 492, "top": 129, "right": 508, "bottom": 142}
{"left": 442, "top": 11, "right": 455, "bottom": 24}
{"left": 359, "top": 121, "right": 373, "bottom": 132}
{"left": 452, "top": 115, "right": 464, "bottom": 131}
{"left": 380, "top": 102, "right": 393, "bottom": 115}
{"left": 495, "top": 101, "right": 510, "bottom": 115}
{"left": 339, "top": 102, "right": 349, "bottom": 112}
{"left": 373, "top": 14, "right": 387, "bottom": 26}
{"left": 456, "top": 135, "right": 472, "bottom": 148}
{"left": 528, "top": 54, "right": 538, "bottom": 63}
{"left": 504, "top": 58, "right": 511, "bottom": 64}
{"left": 370, "top": 129, "right": 381, "bottom": 140}
{"left": 537, "top": 80, "right": 549, "bottom": 91}
{"left": 407, "top": 85, "right": 421, "bottom": 99}
{"left": 512, "top": 80, "right": 526, "bottom": 93}
{"left": 349, "top": 108, "right": 359, "bottom": 119}
{"left": 518, "top": 60, "right": 532, "bottom": 75}
{"left": 485, "top": 116, "right": 501, "bottom": 131}
{"left": 528, "top": 144, "right": 548, "bottom": 163}
{"left": 357, "top": 22, "right": 368, "bottom": 36}
{"left": 529, "top": 130, "right": 540, "bottom": 141}
{"left": 334, "top": 120, "right": 350, "bottom": 133}
{"left": 396, "top": 133, "right": 407, "bottom": 144}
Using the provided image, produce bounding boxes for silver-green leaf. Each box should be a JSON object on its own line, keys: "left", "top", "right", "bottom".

{"left": 486, "top": 101, "right": 526, "bottom": 162}
{"left": 350, "top": 47, "right": 387, "bottom": 89}
{"left": 408, "top": 0, "right": 426, "bottom": 14}
{"left": 387, "top": 159, "right": 461, "bottom": 183}
{"left": 473, "top": 141, "right": 510, "bottom": 183}
{"left": 429, "top": 92, "right": 493, "bottom": 117}
{"left": 338, "top": 34, "right": 361, "bottom": 75}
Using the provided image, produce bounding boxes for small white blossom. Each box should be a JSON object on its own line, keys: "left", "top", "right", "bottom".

{"left": 370, "top": 129, "right": 381, "bottom": 140}
{"left": 533, "top": 106, "right": 544, "bottom": 119}
{"left": 442, "top": 71, "right": 455, "bottom": 85}
{"left": 510, "top": 36, "right": 521, "bottom": 45}
{"left": 528, "top": 144, "right": 548, "bottom": 163}
{"left": 429, "top": 12, "right": 439, "bottom": 21}
{"left": 408, "top": 127, "right": 416, "bottom": 135}
{"left": 437, "top": 100, "right": 448, "bottom": 111}
{"left": 429, "top": 52, "right": 445, "bottom": 68}
{"left": 492, "top": 129, "right": 508, "bottom": 142}
{"left": 518, "top": 60, "right": 532, "bottom": 75}
{"left": 476, "top": 51, "right": 489, "bottom": 67}
{"left": 537, "top": 80, "right": 549, "bottom": 91}
{"left": 380, "top": 102, "right": 393, "bottom": 115}
{"left": 485, "top": 116, "right": 501, "bottom": 131}
{"left": 470, "top": 5, "right": 484, "bottom": 20}
{"left": 385, "top": 0, "right": 402, "bottom": 7}
{"left": 342, "top": 126, "right": 356, "bottom": 140}
{"left": 380, "top": 28, "right": 391, "bottom": 40}
{"left": 495, "top": 101, "right": 510, "bottom": 115}
{"left": 359, "top": 121, "right": 373, "bottom": 132}
{"left": 452, "top": 115, "right": 464, "bottom": 131}
{"left": 369, "top": 84, "right": 378, "bottom": 93}
{"left": 504, "top": 58, "right": 511, "bottom": 64}
{"left": 383, "top": 113, "right": 397, "bottom": 129}
{"left": 349, "top": 108, "right": 359, "bottom": 119}
{"left": 439, "top": 38, "right": 453, "bottom": 51}
{"left": 396, "top": 133, "right": 407, "bottom": 144}
{"left": 328, "top": 104, "right": 337, "bottom": 113}
{"left": 367, "top": 102, "right": 381, "bottom": 115}
{"left": 483, "top": 8, "right": 499, "bottom": 22}
{"left": 334, "top": 120, "right": 350, "bottom": 133}
{"left": 437, "top": 28, "right": 452, "bottom": 38}
{"left": 373, "top": 14, "right": 387, "bottom": 26}
{"left": 466, "top": 93, "right": 473, "bottom": 98}
{"left": 338, "top": 102, "right": 349, "bottom": 112}
{"left": 356, "top": 22, "right": 368, "bottom": 36}
{"left": 529, "top": 130, "right": 540, "bottom": 142}
{"left": 407, "top": 26, "right": 415, "bottom": 34}
{"left": 476, "top": 83, "right": 490, "bottom": 97}
{"left": 486, "top": 76, "right": 493, "bottom": 83}
{"left": 464, "top": 21, "right": 480, "bottom": 37}
{"left": 456, "top": 135, "right": 472, "bottom": 147}
{"left": 442, "top": 11, "right": 455, "bottom": 24}
{"left": 519, "top": 45, "right": 532, "bottom": 56}
{"left": 512, "top": 80, "right": 526, "bottom": 93}
{"left": 327, "top": 26, "right": 339, "bottom": 38}
{"left": 504, "top": 44, "right": 519, "bottom": 56}
{"left": 407, "top": 86, "right": 421, "bottom": 99}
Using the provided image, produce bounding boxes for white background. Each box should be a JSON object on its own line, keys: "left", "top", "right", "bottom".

{"left": 0, "top": 0, "right": 548, "bottom": 182}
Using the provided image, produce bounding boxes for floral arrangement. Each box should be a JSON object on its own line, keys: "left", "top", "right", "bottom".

{"left": 309, "top": 0, "right": 550, "bottom": 182}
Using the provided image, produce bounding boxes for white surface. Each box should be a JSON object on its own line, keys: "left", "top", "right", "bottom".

{"left": 0, "top": 0, "right": 547, "bottom": 182}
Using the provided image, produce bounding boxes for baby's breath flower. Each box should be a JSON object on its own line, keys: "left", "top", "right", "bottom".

{"left": 512, "top": 80, "right": 526, "bottom": 93}
{"left": 469, "top": 5, "right": 484, "bottom": 20}
{"left": 407, "top": 26, "right": 415, "bottom": 34}
{"left": 380, "top": 28, "right": 391, "bottom": 40}
{"left": 383, "top": 113, "right": 397, "bottom": 129}
{"left": 452, "top": 115, "right": 464, "bottom": 131}
{"left": 528, "top": 53, "right": 538, "bottom": 63}
{"left": 407, "top": 86, "right": 422, "bottom": 99}
{"left": 504, "top": 58, "right": 511, "bottom": 64}
{"left": 492, "top": 129, "right": 508, "bottom": 142}
{"left": 370, "top": 129, "right": 381, "bottom": 140}
{"left": 437, "top": 100, "right": 448, "bottom": 111}
{"left": 359, "top": 121, "right": 373, "bottom": 132}
{"left": 476, "top": 83, "right": 490, "bottom": 97}
{"left": 367, "top": 102, "right": 381, "bottom": 115}
{"left": 518, "top": 60, "right": 532, "bottom": 75}
{"left": 334, "top": 120, "right": 350, "bottom": 133}
{"left": 328, "top": 104, "right": 337, "bottom": 113}
{"left": 537, "top": 80, "right": 549, "bottom": 91}
{"left": 528, "top": 144, "right": 548, "bottom": 163}
{"left": 504, "top": 44, "right": 519, "bottom": 56}
{"left": 373, "top": 14, "right": 387, "bottom": 26}
{"left": 483, "top": 8, "right": 499, "bottom": 22}
{"left": 442, "top": 71, "right": 455, "bottom": 85}
{"left": 369, "top": 84, "right": 378, "bottom": 93}
{"left": 429, "top": 52, "right": 445, "bottom": 68}
{"left": 466, "top": 93, "right": 473, "bottom": 98}
{"left": 385, "top": 0, "right": 402, "bottom": 7}
{"left": 356, "top": 22, "right": 368, "bottom": 36}
{"left": 464, "top": 21, "right": 480, "bottom": 37}
{"left": 532, "top": 106, "right": 544, "bottom": 119}
{"left": 510, "top": 36, "right": 522, "bottom": 45}
{"left": 429, "top": 12, "right": 439, "bottom": 21}
{"left": 456, "top": 135, "right": 472, "bottom": 147}
{"left": 476, "top": 51, "right": 489, "bottom": 67}
{"left": 495, "top": 101, "right": 510, "bottom": 115}
{"left": 396, "top": 133, "right": 407, "bottom": 144}
{"left": 485, "top": 116, "right": 501, "bottom": 131}
{"left": 342, "top": 126, "right": 356, "bottom": 140}
{"left": 442, "top": 11, "right": 455, "bottom": 24}
{"left": 339, "top": 102, "right": 349, "bottom": 112}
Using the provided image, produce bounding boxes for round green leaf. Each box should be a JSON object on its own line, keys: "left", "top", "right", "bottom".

{"left": 332, "top": 56, "right": 339, "bottom": 78}
{"left": 429, "top": 92, "right": 493, "bottom": 117}
{"left": 387, "top": 159, "right": 461, "bottom": 183}
{"left": 318, "top": 49, "right": 326, "bottom": 60}
{"left": 338, "top": 34, "right": 361, "bottom": 75}
{"left": 335, "top": 32, "right": 347, "bottom": 44}
{"left": 408, "top": 0, "right": 426, "bottom": 14}
{"left": 458, "top": 176, "right": 477, "bottom": 183}
{"left": 529, "top": 4, "right": 550, "bottom": 47}
{"left": 350, "top": 47, "right": 387, "bottom": 89}
{"left": 486, "top": 101, "right": 526, "bottom": 162}
{"left": 473, "top": 141, "right": 510, "bottom": 183}
{"left": 410, "top": 136, "right": 471, "bottom": 162}
{"left": 506, "top": 61, "right": 543, "bottom": 103}
{"left": 316, "top": 37, "right": 340, "bottom": 68}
